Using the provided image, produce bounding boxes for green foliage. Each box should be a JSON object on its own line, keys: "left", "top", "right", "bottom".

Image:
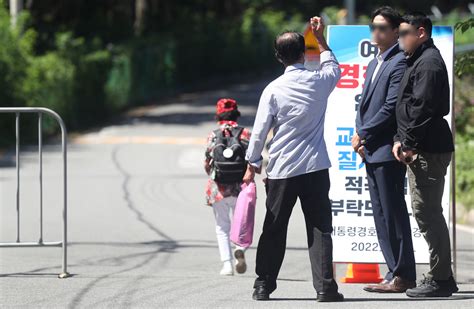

{"left": 0, "top": 6, "right": 34, "bottom": 107}
{"left": 20, "top": 31, "right": 114, "bottom": 130}
{"left": 454, "top": 18, "right": 474, "bottom": 77}
{"left": 105, "top": 51, "right": 132, "bottom": 111}
{"left": 0, "top": 2, "right": 306, "bottom": 138}
{"left": 451, "top": 16, "right": 474, "bottom": 46}
{"left": 452, "top": 18, "right": 474, "bottom": 211}
{"left": 455, "top": 17, "right": 474, "bottom": 33}
{"left": 0, "top": 4, "right": 36, "bottom": 145}
{"left": 456, "top": 52, "right": 474, "bottom": 77}
{"left": 456, "top": 135, "right": 474, "bottom": 210}
{"left": 22, "top": 52, "right": 75, "bottom": 131}
{"left": 127, "top": 37, "right": 176, "bottom": 103}
{"left": 454, "top": 75, "right": 474, "bottom": 210}
{"left": 240, "top": 8, "right": 303, "bottom": 70}
{"left": 72, "top": 50, "right": 112, "bottom": 128}
{"left": 321, "top": 6, "right": 342, "bottom": 25}
{"left": 454, "top": 76, "right": 474, "bottom": 137}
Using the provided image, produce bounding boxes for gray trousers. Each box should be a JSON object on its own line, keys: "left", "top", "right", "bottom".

{"left": 407, "top": 151, "right": 453, "bottom": 280}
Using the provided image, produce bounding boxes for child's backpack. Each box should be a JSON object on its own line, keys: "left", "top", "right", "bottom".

{"left": 211, "top": 126, "right": 247, "bottom": 184}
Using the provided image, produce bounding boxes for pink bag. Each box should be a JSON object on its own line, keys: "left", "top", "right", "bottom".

{"left": 230, "top": 182, "right": 257, "bottom": 249}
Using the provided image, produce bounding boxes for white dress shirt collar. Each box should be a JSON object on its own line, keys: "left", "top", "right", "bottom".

{"left": 371, "top": 43, "right": 399, "bottom": 83}
{"left": 377, "top": 43, "right": 399, "bottom": 62}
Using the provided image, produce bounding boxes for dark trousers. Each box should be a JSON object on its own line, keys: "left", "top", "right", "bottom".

{"left": 254, "top": 169, "right": 338, "bottom": 294}
{"left": 365, "top": 160, "right": 416, "bottom": 281}
{"left": 408, "top": 151, "right": 453, "bottom": 280}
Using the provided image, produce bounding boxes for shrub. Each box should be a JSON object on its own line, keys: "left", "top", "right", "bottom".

{"left": 22, "top": 52, "right": 74, "bottom": 131}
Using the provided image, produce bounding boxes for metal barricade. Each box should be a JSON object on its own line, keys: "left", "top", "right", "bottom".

{"left": 0, "top": 107, "right": 69, "bottom": 278}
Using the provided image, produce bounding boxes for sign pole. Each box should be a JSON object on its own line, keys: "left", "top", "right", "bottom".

{"left": 451, "top": 26, "right": 457, "bottom": 280}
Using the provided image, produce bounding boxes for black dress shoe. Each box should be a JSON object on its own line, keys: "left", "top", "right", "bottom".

{"left": 316, "top": 292, "right": 344, "bottom": 302}
{"left": 252, "top": 286, "right": 270, "bottom": 301}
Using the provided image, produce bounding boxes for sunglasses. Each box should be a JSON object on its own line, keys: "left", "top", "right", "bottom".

{"left": 369, "top": 23, "right": 392, "bottom": 32}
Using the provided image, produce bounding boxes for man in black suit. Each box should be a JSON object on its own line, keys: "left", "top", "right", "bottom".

{"left": 351, "top": 6, "right": 416, "bottom": 293}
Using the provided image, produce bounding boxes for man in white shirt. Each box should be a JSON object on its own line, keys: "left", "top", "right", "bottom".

{"left": 243, "top": 16, "right": 343, "bottom": 302}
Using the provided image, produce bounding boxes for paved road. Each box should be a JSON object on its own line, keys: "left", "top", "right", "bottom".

{"left": 0, "top": 80, "right": 473, "bottom": 308}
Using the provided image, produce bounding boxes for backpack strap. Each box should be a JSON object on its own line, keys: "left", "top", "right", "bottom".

{"left": 213, "top": 128, "right": 223, "bottom": 136}
{"left": 231, "top": 126, "right": 244, "bottom": 140}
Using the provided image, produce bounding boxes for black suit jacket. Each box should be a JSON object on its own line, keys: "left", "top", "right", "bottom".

{"left": 356, "top": 45, "right": 407, "bottom": 163}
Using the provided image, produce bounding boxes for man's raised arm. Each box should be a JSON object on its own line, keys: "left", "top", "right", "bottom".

{"left": 310, "top": 16, "right": 341, "bottom": 94}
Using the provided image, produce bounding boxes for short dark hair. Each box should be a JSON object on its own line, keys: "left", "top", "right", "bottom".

{"left": 215, "top": 109, "right": 241, "bottom": 122}
{"left": 402, "top": 12, "right": 433, "bottom": 37}
{"left": 274, "top": 31, "right": 305, "bottom": 66}
{"left": 371, "top": 6, "right": 402, "bottom": 28}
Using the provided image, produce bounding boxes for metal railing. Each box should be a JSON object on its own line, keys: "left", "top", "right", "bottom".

{"left": 0, "top": 107, "right": 69, "bottom": 279}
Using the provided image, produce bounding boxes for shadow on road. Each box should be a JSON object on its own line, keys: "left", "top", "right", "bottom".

{"left": 118, "top": 113, "right": 257, "bottom": 127}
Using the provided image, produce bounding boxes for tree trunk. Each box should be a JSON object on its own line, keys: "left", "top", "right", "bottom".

{"left": 134, "top": 0, "right": 147, "bottom": 36}
{"left": 9, "top": 0, "right": 23, "bottom": 26}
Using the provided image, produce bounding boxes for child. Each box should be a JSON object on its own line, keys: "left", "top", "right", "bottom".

{"left": 204, "top": 98, "right": 250, "bottom": 276}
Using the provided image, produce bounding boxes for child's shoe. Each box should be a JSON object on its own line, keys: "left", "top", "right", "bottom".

{"left": 220, "top": 260, "right": 234, "bottom": 276}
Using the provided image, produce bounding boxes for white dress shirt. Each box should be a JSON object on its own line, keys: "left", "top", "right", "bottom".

{"left": 245, "top": 50, "right": 341, "bottom": 179}
{"left": 371, "top": 43, "right": 399, "bottom": 83}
